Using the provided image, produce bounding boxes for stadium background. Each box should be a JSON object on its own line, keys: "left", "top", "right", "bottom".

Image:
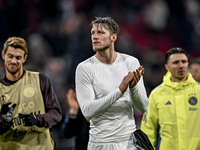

{"left": 0, "top": 0, "right": 200, "bottom": 149}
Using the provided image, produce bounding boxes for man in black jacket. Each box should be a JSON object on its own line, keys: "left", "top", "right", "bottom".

{"left": 61, "top": 89, "right": 89, "bottom": 150}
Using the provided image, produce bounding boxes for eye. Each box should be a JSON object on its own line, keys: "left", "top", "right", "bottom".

{"left": 16, "top": 56, "right": 22, "bottom": 60}
{"left": 182, "top": 60, "right": 188, "bottom": 64}
{"left": 173, "top": 61, "right": 179, "bottom": 64}
{"left": 8, "top": 54, "right": 13, "bottom": 58}
{"left": 98, "top": 31, "right": 104, "bottom": 34}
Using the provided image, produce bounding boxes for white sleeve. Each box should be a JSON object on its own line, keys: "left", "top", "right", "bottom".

{"left": 75, "top": 64, "right": 123, "bottom": 120}
{"left": 130, "top": 76, "right": 149, "bottom": 113}
{"left": 128, "top": 58, "right": 149, "bottom": 113}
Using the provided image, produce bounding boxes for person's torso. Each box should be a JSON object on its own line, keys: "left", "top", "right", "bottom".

{"left": 0, "top": 71, "right": 54, "bottom": 150}
{"left": 153, "top": 81, "right": 200, "bottom": 150}
{"left": 88, "top": 53, "right": 138, "bottom": 142}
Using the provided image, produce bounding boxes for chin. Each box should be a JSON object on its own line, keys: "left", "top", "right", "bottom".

{"left": 7, "top": 68, "right": 20, "bottom": 74}
{"left": 92, "top": 48, "right": 97, "bottom": 52}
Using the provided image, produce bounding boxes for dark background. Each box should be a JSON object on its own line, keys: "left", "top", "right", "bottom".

{"left": 0, "top": 0, "right": 200, "bottom": 149}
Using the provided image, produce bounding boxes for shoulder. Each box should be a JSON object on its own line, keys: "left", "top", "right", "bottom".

{"left": 25, "top": 70, "right": 39, "bottom": 76}
{"left": 117, "top": 53, "right": 140, "bottom": 71}
{"left": 149, "top": 84, "right": 164, "bottom": 96}
{"left": 193, "top": 82, "right": 200, "bottom": 89}
{"left": 25, "top": 70, "right": 47, "bottom": 80}
{"left": 39, "top": 73, "right": 50, "bottom": 83}
{"left": 118, "top": 53, "right": 139, "bottom": 63}
{"left": 76, "top": 56, "right": 96, "bottom": 72}
{"left": 25, "top": 70, "right": 51, "bottom": 85}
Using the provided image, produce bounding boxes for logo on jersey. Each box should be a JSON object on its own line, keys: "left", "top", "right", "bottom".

{"left": 0, "top": 95, "right": 6, "bottom": 103}
{"left": 188, "top": 96, "right": 198, "bottom": 105}
{"left": 23, "top": 86, "right": 35, "bottom": 98}
{"left": 165, "top": 101, "right": 172, "bottom": 105}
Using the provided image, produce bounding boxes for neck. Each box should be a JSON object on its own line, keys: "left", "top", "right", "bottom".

{"left": 6, "top": 69, "right": 24, "bottom": 81}
{"left": 170, "top": 75, "right": 188, "bottom": 82}
{"left": 95, "top": 48, "right": 117, "bottom": 64}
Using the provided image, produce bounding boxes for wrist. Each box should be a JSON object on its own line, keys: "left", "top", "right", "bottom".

{"left": 69, "top": 108, "right": 78, "bottom": 119}
{"left": 69, "top": 108, "right": 78, "bottom": 115}
{"left": 33, "top": 115, "right": 40, "bottom": 125}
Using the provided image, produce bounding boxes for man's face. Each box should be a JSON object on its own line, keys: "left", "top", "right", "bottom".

{"left": 165, "top": 53, "right": 188, "bottom": 82}
{"left": 91, "top": 24, "right": 114, "bottom": 52}
{"left": 189, "top": 63, "right": 200, "bottom": 82}
{"left": 2, "top": 46, "right": 27, "bottom": 75}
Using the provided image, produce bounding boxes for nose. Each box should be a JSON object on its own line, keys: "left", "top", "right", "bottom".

{"left": 92, "top": 33, "right": 98, "bottom": 39}
{"left": 10, "top": 58, "right": 17, "bottom": 63}
{"left": 179, "top": 62, "right": 186, "bottom": 68}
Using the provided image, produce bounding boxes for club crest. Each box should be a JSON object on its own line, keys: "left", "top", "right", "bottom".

{"left": 188, "top": 97, "right": 198, "bottom": 105}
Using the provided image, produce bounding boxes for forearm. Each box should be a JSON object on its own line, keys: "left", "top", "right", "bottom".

{"left": 77, "top": 88, "right": 123, "bottom": 120}
{"left": 61, "top": 115, "right": 78, "bottom": 138}
{"left": 130, "top": 79, "right": 149, "bottom": 113}
{"left": 37, "top": 106, "right": 62, "bottom": 128}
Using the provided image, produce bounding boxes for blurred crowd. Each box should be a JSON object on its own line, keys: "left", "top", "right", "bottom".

{"left": 0, "top": 0, "right": 200, "bottom": 149}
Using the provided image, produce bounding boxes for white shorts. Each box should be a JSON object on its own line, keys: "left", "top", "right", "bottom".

{"left": 87, "top": 138, "right": 138, "bottom": 150}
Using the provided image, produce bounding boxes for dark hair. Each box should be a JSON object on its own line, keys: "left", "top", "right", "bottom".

{"left": 90, "top": 17, "right": 120, "bottom": 34}
{"left": 165, "top": 47, "right": 188, "bottom": 63}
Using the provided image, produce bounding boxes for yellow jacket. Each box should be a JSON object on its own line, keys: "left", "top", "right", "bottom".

{"left": 141, "top": 72, "right": 200, "bottom": 150}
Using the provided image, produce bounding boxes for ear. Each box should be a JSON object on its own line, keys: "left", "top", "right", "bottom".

{"left": 2, "top": 51, "right": 5, "bottom": 60}
{"left": 23, "top": 55, "right": 28, "bottom": 63}
{"left": 111, "top": 34, "right": 117, "bottom": 42}
{"left": 165, "top": 64, "right": 169, "bottom": 71}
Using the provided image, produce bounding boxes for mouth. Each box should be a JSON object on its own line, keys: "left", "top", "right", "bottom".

{"left": 93, "top": 41, "right": 100, "bottom": 45}
{"left": 9, "top": 64, "right": 17, "bottom": 69}
{"left": 178, "top": 70, "right": 185, "bottom": 75}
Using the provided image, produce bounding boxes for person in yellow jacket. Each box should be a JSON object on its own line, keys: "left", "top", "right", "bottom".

{"left": 141, "top": 47, "right": 200, "bottom": 150}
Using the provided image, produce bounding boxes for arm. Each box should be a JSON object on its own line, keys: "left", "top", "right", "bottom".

{"left": 0, "top": 114, "right": 13, "bottom": 135}
{"left": 37, "top": 73, "right": 62, "bottom": 127}
{"left": 0, "top": 102, "right": 16, "bottom": 135}
{"left": 75, "top": 64, "right": 133, "bottom": 120}
{"left": 61, "top": 89, "right": 80, "bottom": 138}
{"left": 130, "top": 75, "right": 149, "bottom": 113}
{"left": 129, "top": 61, "right": 149, "bottom": 113}
{"left": 141, "top": 93, "right": 158, "bottom": 149}
{"left": 61, "top": 110, "right": 79, "bottom": 138}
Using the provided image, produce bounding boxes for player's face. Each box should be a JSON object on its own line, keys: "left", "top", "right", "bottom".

{"left": 165, "top": 53, "right": 188, "bottom": 82}
{"left": 190, "top": 63, "right": 200, "bottom": 82}
{"left": 91, "top": 24, "right": 113, "bottom": 52}
{"left": 2, "top": 46, "right": 27, "bottom": 75}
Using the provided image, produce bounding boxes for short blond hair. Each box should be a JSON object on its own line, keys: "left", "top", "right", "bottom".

{"left": 3, "top": 37, "right": 28, "bottom": 57}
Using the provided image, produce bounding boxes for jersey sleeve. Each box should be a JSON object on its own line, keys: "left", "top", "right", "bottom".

{"left": 127, "top": 57, "right": 149, "bottom": 113}
{"left": 38, "top": 73, "right": 62, "bottom": 127}
{"left": 130, "top": 75, "right": 149, "bottom": 113}
{"left": 75, "top": 63, "right": 123, "bottom": 120}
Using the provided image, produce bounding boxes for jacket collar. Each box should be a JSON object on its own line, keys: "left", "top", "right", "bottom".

{"left": 162, "top": 71, "right": 197, "bottom": 89}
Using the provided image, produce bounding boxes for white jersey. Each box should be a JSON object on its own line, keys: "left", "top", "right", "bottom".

{"left": 75, "top": 52, "right": 149, "bottom": 143}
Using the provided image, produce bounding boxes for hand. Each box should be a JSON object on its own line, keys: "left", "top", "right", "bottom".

{"left": 119, "top": 72, "right": 134, "bottom": 93}
{"left": 1, "top": 102, "right": 16, "bottom": 122}
{"left": 67, "top": 89, "right": 79, "bottom": 115}
{"left": 129, "top": 66, "right": 145, "bottom": 88}
{"left": 19, "top": 113, "right": 39, "bottom": 126}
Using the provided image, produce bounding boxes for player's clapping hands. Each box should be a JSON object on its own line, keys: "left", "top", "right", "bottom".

{"left": 129, "top": 66, "right": 144, "bottom": 88}
{"left": 119, "top": 66, "right": 144, "bottom": 93}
